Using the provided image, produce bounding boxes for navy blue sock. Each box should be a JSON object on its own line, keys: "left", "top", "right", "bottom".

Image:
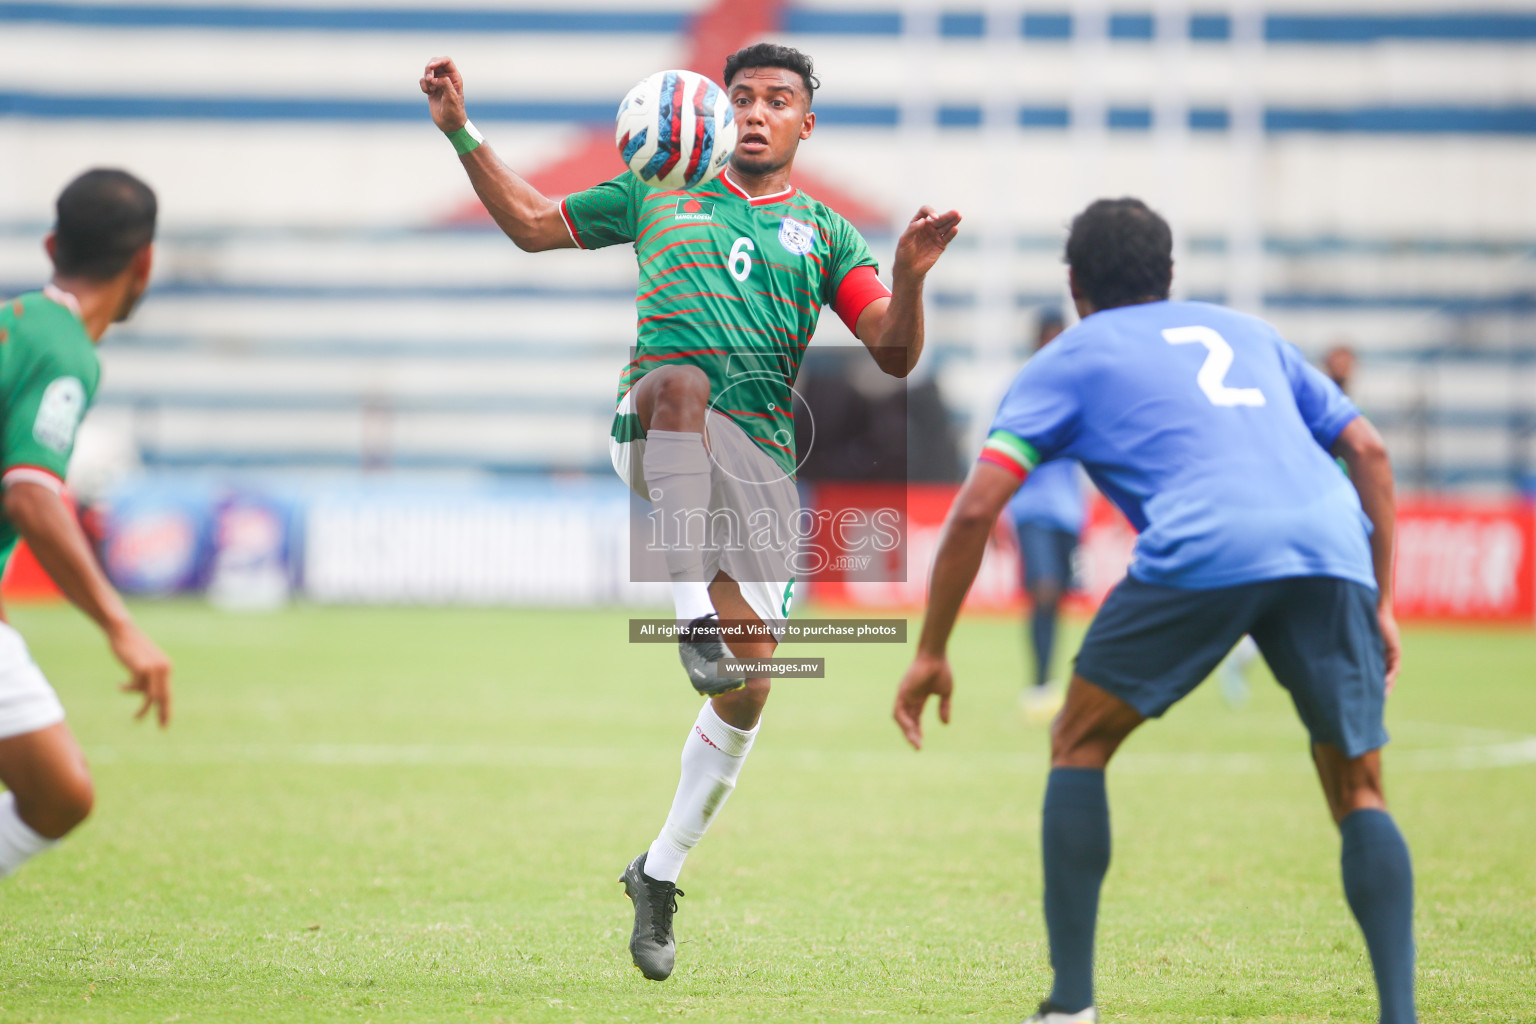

{"left": 1042, "top": 767, "right": 1110, "bottom": 1013}
{"left": 1030, "top": 601, "right": 1058, "bottom": 689}
{"left": 1340, "top": 809, "right": 1416, "bottom": 1024}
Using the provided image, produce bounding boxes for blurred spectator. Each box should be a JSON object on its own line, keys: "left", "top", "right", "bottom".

{"left": 1035, "top": 308, "right": 1065, "bottom": 351}
{"left": 905, "top": 368, "right": 964, "bottom": 483}
{"left": 794, "top": 348, "right": 961, "bottom": 482}
{"left": 1006, "top": 310, "right": 1084, "bottom": 721}
{"left": 1324, "top": 342, "right": 1357, "bottom": 394}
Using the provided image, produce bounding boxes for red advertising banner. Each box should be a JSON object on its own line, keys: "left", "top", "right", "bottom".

{"left": 808, "top": 484, "right": 1536, "bottom": 625}
{"left": 1393, "top": 498, "right": 1536, "bottom": 622}
{"left": 0, "top": 492, "right": 74, "bottom": 603}
{"left": 0, "top": 540, "right": 63, "bottom": 603}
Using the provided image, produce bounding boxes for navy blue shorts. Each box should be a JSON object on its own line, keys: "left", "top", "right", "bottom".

{"left": 1015, "top": 521, "right": 1077, "bottom": 593}
{"left": 1074, "top": 575, "right": 1389, "bottom": 758}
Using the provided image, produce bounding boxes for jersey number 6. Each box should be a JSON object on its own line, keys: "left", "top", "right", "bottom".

{"left": 1162, "top": 326, "right": 1267, "bottom": 408}
{"left": 729, "top": 237, "right": 755, "bottom": 282}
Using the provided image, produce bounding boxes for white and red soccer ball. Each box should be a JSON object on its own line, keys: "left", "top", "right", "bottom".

{"left": 616, "top": 69, "right": 737, "bottom": 191}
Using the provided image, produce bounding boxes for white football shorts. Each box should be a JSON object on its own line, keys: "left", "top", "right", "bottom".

{"left": 0, "top": 619, "right": 65, "bottom": 740}
{"left": 610, "top": 388, "right": 799, "bottom": 634}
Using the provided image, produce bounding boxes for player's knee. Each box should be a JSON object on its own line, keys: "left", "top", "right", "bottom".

{"left": 1049, "top": 689, "right": 1138, "bottom": 768}
{"left": 19, "top": 771, "right": 94, "bottom": 839}
{"left": 650, "top": 366, "right": 711, "bottom": 414}
{"left": 710, "top": 678, "right": 770, "bottom": 731}
{"left": 1049, "top": 715, "right": 1105, "bottom": 768}
{"left": 740, "top": 677, "right": 771, "bottom": 707}
{"left": 1049, "top": 731, "right": 1092, "bottom": 768}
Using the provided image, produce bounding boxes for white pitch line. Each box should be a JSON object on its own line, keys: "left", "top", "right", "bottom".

{"left": 1392, "top": 736, "right": 1536, "bottom": 770}
{"left": 84, "top": 731, "right": 1536, "bottom": 775}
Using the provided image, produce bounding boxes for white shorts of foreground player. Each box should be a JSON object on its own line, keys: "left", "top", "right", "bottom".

{"left": 0, "top": 622, "right": 65, "bottom": 741}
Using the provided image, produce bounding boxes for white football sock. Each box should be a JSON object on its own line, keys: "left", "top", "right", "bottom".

{"left": 1232, "top": 635, "right": 1260, "bottom": 669}
{"left": 0, "top": 791, "right": 57, "bottom": 879}
{"left": 645, "top": 701, "right": 759, "bottom": 883}
{"left": 643, "top": 431, "right": 715, "bottom": 613}
{"left": 671, "top": 582, "right": 715, "bottom": 625}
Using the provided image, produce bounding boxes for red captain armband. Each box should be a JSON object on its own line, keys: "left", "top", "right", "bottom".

{"left": 831, "top": 266, "right": 892, "bottom": 334}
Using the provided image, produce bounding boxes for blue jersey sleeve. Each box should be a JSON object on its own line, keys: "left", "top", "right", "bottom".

{"left": 981, "top": 347, "right": 1081, "bottom": 475}
{"left": 1278, "top": 339, "right": 1360, "bottom": 449}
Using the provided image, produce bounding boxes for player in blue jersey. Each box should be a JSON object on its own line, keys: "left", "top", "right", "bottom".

{"left": 1005, "top": 311, "right": 1085, "bottom": 721}
{"left": 893, "top": 199, "right": 1411, "bottom": 1024}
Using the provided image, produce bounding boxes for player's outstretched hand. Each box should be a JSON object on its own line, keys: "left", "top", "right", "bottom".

{"left": 109, "top": 622, "right": 173, "bottom": 728}
{"left": 1378, "top": 605, "right": 1401, "bottom": 695}
{"left": 420, "top": 57, "right": 468, "bottom": 133}
{"left": 894, "top": 206, "right": 962, "bottom": 279}
{"left": 894, "top": 651, "right": 954, "bottom": 751}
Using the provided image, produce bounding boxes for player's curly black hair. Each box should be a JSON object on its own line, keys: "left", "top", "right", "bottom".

{"left": 1065, "top": 198, "right": 1173, "bottom": 311}
{"left": 723, "top": 43, "right": 820, "bottom": 107}
{"left": 53, "top": 168, "right": 157, "bottom": 280}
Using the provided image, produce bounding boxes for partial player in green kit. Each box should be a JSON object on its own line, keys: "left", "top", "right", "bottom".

{"left": 421, "top": 43, "right": 960, "bottom": 979}
{"left": 0, "top": 169, "right": 174, "bottom": 883}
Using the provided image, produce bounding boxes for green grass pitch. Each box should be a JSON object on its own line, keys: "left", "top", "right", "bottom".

{"left": 0, "top": 601, "right": 1531, "bottom": 1022}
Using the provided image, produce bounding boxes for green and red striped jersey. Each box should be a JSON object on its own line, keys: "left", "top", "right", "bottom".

{"left": 561, "top": 170, "right": 885, "bottom": 476}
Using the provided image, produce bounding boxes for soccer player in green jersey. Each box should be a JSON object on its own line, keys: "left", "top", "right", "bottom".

{"left": 0, "top": 169, "right": 174, "bottom": 881}
{"left": 422, "top": 44, "right": 959, "bottom": 979}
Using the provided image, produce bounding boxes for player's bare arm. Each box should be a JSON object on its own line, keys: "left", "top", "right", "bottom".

{"left": 1331, "top": 414, "right": 1400, "bottom": 689}
{"left": 2, "top": 482, "right": 172, "bottom": 725}
{"left": 893, "top": 459, "right": 1020, "bottom": 749}
{"left": 856, "top": 206, "right": 962, "bottom": 378}
{"left": 420, "top": 58, "right": 574, "bottom": 252}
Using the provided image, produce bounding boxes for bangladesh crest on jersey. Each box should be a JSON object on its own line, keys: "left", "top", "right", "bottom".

{"left": 778, "top": 216, "right": 816, "bottom": 256}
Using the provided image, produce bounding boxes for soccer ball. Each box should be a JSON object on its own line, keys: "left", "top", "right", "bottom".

{"left": 615, "top": 69, "right": 737, "bottom": 191}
